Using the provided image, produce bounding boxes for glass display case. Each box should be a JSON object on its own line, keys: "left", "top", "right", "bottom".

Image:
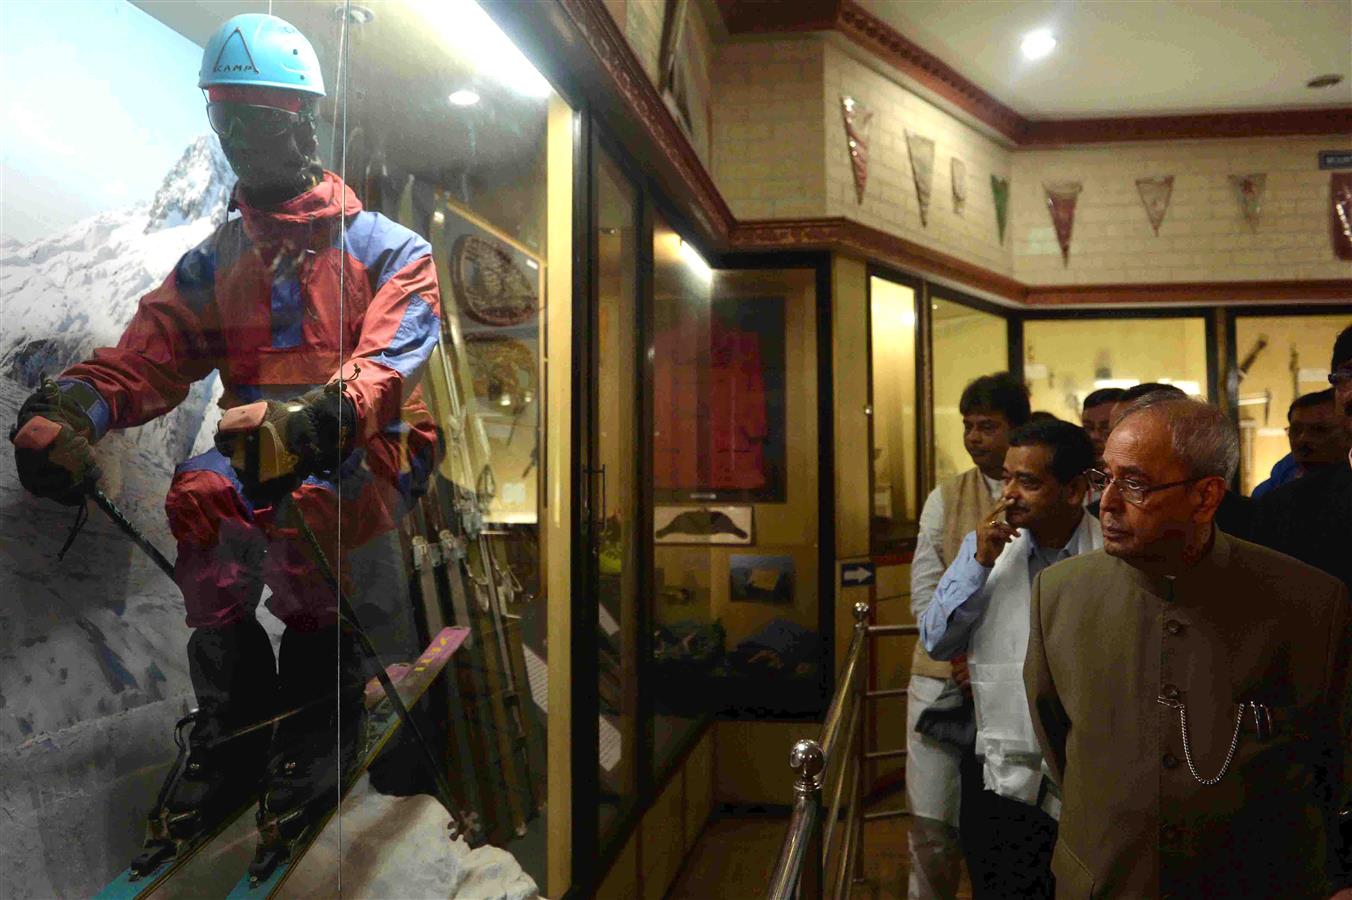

{"left": 1023, "top": 315, "right": 1211, "bottom": 421}
{"left": 649, "top": 215, "right": 826, "bottom": 770}
{"left": 2, "top": 1, "right": 567, "bottom": 895}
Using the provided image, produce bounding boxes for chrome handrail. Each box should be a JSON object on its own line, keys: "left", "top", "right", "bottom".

{"left": 767, "top": 598, "right": 919, "bottom": 900}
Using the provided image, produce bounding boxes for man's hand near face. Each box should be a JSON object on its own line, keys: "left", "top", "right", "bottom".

{"left": 974, "top": 497, "right": 1021, "bottom": 567}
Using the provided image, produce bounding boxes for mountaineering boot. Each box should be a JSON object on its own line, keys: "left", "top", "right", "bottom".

{"left": 255, "top": 625, "right": 367, "bottom": 846}
{"left": 131, "top": 618, "right": 277, "bottom": 875}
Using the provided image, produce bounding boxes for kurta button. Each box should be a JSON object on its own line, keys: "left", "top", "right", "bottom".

{"left": 1162, "top": 752, "right": 1179, "bottom": 769}
{"left": 1165, "top": 619, "right": 1183, "bottom": 635}
{"left": 1162, "top": 684, "right": 1180, "bottom": 701}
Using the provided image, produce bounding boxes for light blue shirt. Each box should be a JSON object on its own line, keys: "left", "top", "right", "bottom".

{"left": 920, "top": 529, "right": 1074, "bottom": 660}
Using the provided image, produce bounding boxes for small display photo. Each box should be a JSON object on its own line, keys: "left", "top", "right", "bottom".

{"left": 730, "top": 554, "right": 795, "bottom": 605}
{"left": 654, "top": 505, "right": 754, "bottom": 545}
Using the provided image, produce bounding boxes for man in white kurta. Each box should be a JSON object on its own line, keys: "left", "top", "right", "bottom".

{"left": 922, "top": 419, "right": 1101, "bottom": 899}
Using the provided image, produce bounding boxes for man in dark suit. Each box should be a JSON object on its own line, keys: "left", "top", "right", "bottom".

{"left": 1253, "top": 324, "right": 1352, "bottom": 595}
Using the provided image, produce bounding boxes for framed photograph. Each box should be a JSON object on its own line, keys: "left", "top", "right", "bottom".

{"left": 658, "top": 0, "right": 703, "bottom": 150}
{"left": 654, "top": 505, "right": 754, "bottom": 545}
{"left": 653, "top": 296, "right": 787, "bottom": 503}
{"left": 435, "top": 200, "right": 544, "bottom": 526}
{"left": 729, "top": 554, "right": 795, "bottom": 605}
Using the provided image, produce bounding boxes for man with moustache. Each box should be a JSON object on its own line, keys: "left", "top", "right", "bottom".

{"left": 1024, "top": 395, "right": 1350, "bottom": 898}
{"left": 906, "top": 372, "right": 1030, "bottom": 899}
{"left": 1252, "top": 389, "right": 1348, "bottom": 498}
{"left": 921, "top": 419, "right": 1101, "bottom": 898}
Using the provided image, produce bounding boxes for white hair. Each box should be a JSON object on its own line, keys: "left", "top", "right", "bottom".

{"left": 1117, "top": 395, "right": 1239, "bottom": 482}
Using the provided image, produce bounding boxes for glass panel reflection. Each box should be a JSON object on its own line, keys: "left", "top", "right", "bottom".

{"left": 595, "top": 146, "right": 639, "bottom": 844}
{"left": 869, "top": 276, "right": 918, "bottom": 553}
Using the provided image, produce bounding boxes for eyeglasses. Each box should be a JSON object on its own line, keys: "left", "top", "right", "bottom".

{"left": 1086, "top": 468, "right": 1206, "bottom": 507}
{"left": 1329, "top": 369, "right": 1352, "bottom": 388}
{"left": 206, "top": 102, "right": 301, "bottom": 139}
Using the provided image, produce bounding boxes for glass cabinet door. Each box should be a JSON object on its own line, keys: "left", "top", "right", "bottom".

{"left": 593, "top": 144, "right": 641, "bottom": 846}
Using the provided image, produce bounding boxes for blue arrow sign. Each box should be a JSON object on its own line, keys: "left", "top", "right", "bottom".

{"left": 840, "top": 562, "right": 876, "bottom": 587}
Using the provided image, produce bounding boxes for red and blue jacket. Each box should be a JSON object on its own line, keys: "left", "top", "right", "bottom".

{"left": 59, "top": 171, "right": 441, "bottom": 457}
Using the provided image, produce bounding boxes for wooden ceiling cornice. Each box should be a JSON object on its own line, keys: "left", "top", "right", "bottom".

{"left": 484, "top": 0, "right": 1351, "bottom": 307}
{"left": 726, "top": 0, "right": 1352, "bottom": 146}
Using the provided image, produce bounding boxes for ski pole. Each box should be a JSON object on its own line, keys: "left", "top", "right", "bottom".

{"left": 89, "top": 486, "right": 176, "bottom": 580}
{"left": 290, "top": 504, "right": 460, "bottom": 821}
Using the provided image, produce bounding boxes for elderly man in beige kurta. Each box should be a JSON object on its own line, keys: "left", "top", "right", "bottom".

{"left": 1024, "top": 395, "right": 1351, "bottom": 899}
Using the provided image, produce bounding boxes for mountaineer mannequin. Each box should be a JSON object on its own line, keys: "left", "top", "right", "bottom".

{"left": 10, "top": 12, "right": 442, "bottom": 855}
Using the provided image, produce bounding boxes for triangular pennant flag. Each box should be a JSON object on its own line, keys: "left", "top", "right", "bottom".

{"left": 906, "top": 131, "right": 935, "bottom": 226}
{"left": 1135, "top": 175, "right": 1174, "bottom": 236}
{"left": 990, "top": 175, "right": 1010, "bottom": 244}
{"left": 1228, "top": 173, "right": 1266, "bottom": 231}
{"left": 1332, "top": 172, "right": 1352, "bottom": 261}
{"left": 1043, "top": 181, "right": 1083, "bottom": 267}
{"left": 840, "top": 96, "right": 873, "bottom": 205}
{"left": 951, "top": 158, "right": 967, "bottom": 214}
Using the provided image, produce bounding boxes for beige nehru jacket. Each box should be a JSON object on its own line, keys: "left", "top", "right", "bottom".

{"left": 1025, "top": 530, "right": 1351, "bottom": 898}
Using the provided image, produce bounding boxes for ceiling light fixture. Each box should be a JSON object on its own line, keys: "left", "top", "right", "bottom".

{"left": 1307, "top": 74, "right": 1344, "bottom": 89}
{"left": 449, "top": 89, "right": 481, "bottom": 107}
{"left": 1020, "top": 29, "right": 1056, "bottom": 61}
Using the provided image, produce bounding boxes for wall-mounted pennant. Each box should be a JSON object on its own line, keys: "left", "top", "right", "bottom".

{"left": 990, "top": 175, "right": 1010, "bottom": 244}
{"left": 951, "top": 158, "right": 967, "bottom": 214}
{"left": 1228, "top": 173, "right": 1266, "bottom": 231}
{"left": 906, "top": 131, "right": 935, "bottom": 226}
{"left": 840, "top": 96, "right": 873, "bottom": 205}
{"left": 1135, "top": 175, "right": 1174, "bottom": 236}
{"left": 1043, "top": 181, "right": 1082, "bottom": 266}
{"left": 1332, "top": 172, "right": 1352, "bottom": 261}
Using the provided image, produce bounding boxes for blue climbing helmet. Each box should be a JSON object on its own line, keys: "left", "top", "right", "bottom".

{"left": 198, "top": 13, "right": 325, "bottom": 98}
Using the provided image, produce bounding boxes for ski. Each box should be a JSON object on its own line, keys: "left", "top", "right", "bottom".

{"left": 93, "top": 627, "right": 466, "bottom": 900}
{"left": 222, "top": 626, "right": 469, "bottom": 899}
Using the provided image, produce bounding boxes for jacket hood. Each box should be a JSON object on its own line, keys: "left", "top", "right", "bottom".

{"left": 233, "top": 170, "right": 362, "bottom": 245}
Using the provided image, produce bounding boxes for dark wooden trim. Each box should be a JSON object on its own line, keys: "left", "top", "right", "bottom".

{"left": 1021, "top": 108, "right": 1352, "bottom": 147}
{"left": 715, "top": 0, "right": 842, "bottom": 35}
{"left": 731, "top": 218, "right": 1026, "bottom": 302}
{"left": 552, "top": 0, "right": 734, "bottom": 243}
{"left": 834, "top": 0, "right": 1025, "bottom": 143}
{"left": 1024, "top": 280, "right": 1352, "bottom": 306}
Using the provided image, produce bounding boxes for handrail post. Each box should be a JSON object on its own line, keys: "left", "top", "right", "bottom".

{"left": 767, "top": 739, "right": 825, "bottom": 900}
{"left": 852, "top": 601, "right": 869, "bottom": 892}
{"left": 795, "top": 739, "right": 825, "bottom": 900}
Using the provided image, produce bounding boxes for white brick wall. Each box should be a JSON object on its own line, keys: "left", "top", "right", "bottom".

{"left": 822, "top": 42, "right": 1014, "bottom": 277}
{"left": 628, "top": 17, "right": 1352, "bottom": 287}
{"left": 711, "top": 38, "right": 827, "bottom": 219}
{"left": 1011, "top": 138, "right": 1351, "bottom": 285}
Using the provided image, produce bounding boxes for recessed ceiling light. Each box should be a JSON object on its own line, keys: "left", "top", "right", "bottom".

{"left": 1020, "top": 29, "right": 1056, "bottom": 61}
{"left": 1307, "top": 73, "right": 1344, "bottom": 89}
{"left": 449, "top": 89, "right": 481, "bottom": 107}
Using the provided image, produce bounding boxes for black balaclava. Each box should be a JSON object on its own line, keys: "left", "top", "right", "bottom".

{"left": 218, "top": 103, "right": 324, "bottom": 209}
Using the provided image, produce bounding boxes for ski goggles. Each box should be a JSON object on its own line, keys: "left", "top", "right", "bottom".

{"left": 206, "top": 102, "right": 303, "bottom": 139}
